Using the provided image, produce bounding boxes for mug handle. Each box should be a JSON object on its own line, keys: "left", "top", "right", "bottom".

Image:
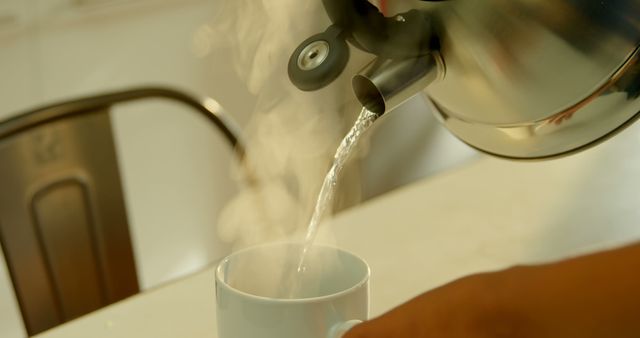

{"left": 329, "top": 319, "right": 363, "bottom": 338}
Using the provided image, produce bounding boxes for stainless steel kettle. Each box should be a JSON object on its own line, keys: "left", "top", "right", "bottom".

{"left": 289, "top": 0, "right": 640, "bottom": 160}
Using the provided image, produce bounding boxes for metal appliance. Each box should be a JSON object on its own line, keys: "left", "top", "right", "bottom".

{"left": 289, "top": 0, "right": 640, "bottom": 160}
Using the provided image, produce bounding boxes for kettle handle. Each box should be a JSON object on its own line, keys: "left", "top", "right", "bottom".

{"left": 321, "top": 0, "right": 436, "bottom": 58}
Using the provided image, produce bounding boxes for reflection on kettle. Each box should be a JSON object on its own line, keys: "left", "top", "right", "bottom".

{"left": 289, "top": 0, "right": 640, "bottom": 160}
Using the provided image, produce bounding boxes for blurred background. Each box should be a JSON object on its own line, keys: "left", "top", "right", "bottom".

{"left": 0, "top": 0, "right": 477, "bottom": 336}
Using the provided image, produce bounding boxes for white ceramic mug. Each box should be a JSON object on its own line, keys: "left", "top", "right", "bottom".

{"left": 215, "top": 243, "right": 370, "bottom": 338}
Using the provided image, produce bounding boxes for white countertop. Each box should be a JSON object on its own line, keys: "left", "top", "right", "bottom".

{"left": 36, "top": 122, "right": 640, "bottom": 337}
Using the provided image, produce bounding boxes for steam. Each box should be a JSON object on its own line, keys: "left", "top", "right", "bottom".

{"left": 211, "top": 0, "right": 365, "bottom": 250}
{"left": 224, "top": 244, "right": 345, "bottom": 299}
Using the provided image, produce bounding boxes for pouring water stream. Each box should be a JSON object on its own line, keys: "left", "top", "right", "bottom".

{"left": 285, "top": 107, "right": 378, "bottom": 298}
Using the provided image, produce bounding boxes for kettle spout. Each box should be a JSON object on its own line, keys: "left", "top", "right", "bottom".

{"left": 352, "top": 53, "right": 444, "bottom": 116}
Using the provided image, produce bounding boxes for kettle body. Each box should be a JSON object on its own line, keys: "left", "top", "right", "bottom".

{"left": 290, "top": 0, "right": 640, "bottom": 160}
{"left": 424, "top": 0, "right": 640, "bottom": 159}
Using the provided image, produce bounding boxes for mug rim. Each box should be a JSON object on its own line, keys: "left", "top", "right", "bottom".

{"left": 215, "top": 242, "right": 370, "bottom": 304}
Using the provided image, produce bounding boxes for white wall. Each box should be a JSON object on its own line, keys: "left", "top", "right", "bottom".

{"left": 0, "top": 0, "right": 38, "bottom": 117}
